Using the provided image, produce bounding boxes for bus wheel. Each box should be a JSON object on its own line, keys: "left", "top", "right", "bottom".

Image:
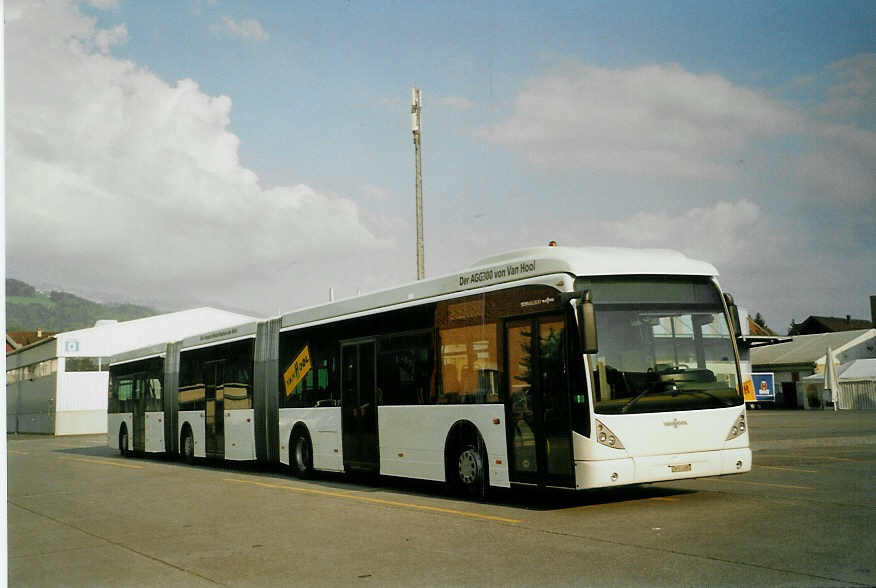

{"left": 290, "top": 430, "right": 313, "bottom": 479}
{"left": 181, "top": 429, "right": 194, "bottom": 464}
{"left": 455, "top": 441, "right": 488, "bottom": 499}
{"left": 119, "top": 427, "right": 129, "bottom": 457}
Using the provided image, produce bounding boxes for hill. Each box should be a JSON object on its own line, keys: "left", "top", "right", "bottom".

{"left": 6, "top": 278, "right": 158, "bottom": 332}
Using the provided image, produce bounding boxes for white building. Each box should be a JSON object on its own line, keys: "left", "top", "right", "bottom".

{"left": 6, "top": 307, "right": 257, "bottom": 435}
{"left": 750, "top": 328, "right": 876, "bottom": 407}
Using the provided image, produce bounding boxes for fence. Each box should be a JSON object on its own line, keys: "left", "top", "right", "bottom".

{"left": 798, "top": 380, "right": 876, "bottom": 410}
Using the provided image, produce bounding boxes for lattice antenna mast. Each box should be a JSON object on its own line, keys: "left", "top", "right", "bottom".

{"left": 411, "top": 87, "right": 424, "bottom": 280}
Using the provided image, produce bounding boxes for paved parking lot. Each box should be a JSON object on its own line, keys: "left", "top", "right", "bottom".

{"left": 7, "top": 411, "right": 876, "bottom": 587}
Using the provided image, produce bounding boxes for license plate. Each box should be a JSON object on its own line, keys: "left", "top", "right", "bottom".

{"left": 670, "top": 463, "right": 692, "bottom": 473}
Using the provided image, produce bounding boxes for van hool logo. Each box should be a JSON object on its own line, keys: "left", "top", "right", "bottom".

{"left": 458, "top": 260, "right": 536, "bottom": 287}
{"left": 520, "top": 297, "right": 556, "bottom": 308}
{"left": 664, "top": 418, "right": 688, "bottom": 428}
{"left": 199, "top": 328, "right": 238, "bottom": 342}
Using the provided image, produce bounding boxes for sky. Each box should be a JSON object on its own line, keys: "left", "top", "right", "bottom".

{"left": 5, "top": 0, "right": 875, "bottom": 333}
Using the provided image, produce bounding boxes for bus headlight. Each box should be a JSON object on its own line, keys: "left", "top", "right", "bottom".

{"left": 595, "top": 420, "right": 625, "bottom": 449}
{"left": 725, "top": 414, "right": 747, "bottom": 441}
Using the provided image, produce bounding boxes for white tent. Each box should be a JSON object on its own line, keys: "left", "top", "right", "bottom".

{"left": 802, "top": 359, "right": 876, "bottom": 410}
{"left": 824, "top": 347, "right": 839, "bottom": 411}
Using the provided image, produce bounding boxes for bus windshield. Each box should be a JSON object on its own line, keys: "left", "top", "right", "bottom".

{"left": 581, "top": 279, "right": 743, "bottom": 415}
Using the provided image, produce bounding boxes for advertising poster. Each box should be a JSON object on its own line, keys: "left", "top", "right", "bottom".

{"left": 752, "top": 372, "right": 776, "bottom": 402}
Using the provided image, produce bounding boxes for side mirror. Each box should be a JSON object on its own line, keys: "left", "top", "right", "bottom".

{"left": 577, "top": 291, "right": 598, "bottom": 354}
{"left": 723, "top": 292, "right": 740, "bottom": 336}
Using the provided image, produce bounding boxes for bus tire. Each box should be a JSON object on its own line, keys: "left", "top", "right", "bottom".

{"left": 119, "top": 426, "right": 129, "bottom": 457}
{"left": 181, "top": 427, "right": 194, "bottom": 464}
{"left": 453, "top": 437, "right": 489, "bottom": 500}
{"left": 290, "top": 429, "right": 313, "bottom": 479}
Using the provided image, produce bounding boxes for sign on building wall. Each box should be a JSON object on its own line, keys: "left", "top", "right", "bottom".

{"left": 752, "top": 372, "right": 776, "bottom": 402}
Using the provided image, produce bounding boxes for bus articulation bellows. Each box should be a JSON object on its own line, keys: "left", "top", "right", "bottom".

{"left": 108, "top": 246, "right": 751, "bottom": 496}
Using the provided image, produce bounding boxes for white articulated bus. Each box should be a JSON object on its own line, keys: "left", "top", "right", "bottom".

{"left": 108, "top": 246, "right": 751, "bottom": 495}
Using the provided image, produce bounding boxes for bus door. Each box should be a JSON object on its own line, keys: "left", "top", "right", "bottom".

{"left": 132, "top": 375, "right": 147, "bottom": 452}
{"left": 204, "top": 360, "right": 226, "bottom": 458}
{"left": 341, "top": 340, "right": 379, "bottom": 471}
{"left": 505, "top": 314, "right": 574, "bottom": 487}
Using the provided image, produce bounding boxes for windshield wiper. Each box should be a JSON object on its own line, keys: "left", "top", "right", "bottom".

{"left": 683, "top": 389, "right": 734, "bottom": 407}
{"left": 619, "top": 388, "right": 654, "bottom": 414}
{"left": 619, "top": 384, "right": 733, "bottom": 413}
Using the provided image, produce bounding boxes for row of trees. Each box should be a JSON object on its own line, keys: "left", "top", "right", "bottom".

{"left": 6, "top": 278, "right": 156, "bottom": 332}
{"left": 752, "top": 312, "right": 797, "bottom": 337}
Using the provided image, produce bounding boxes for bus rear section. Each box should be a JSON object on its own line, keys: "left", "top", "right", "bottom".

{"left": 108, "top": 354, "right": 166, "bottom": 456}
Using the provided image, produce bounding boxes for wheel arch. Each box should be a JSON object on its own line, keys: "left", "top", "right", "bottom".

{"left": 443, "top": 419, "right": 485, "bottom": 482}
{"left": 118, "top": 422, "right": 129, "bottom": 451}
{"left": 289, "top": 421, "right": 314, "bottom": 478}
{"left": 289, "top": 420, "right": 311, "bottom": 449}
{"left": 290, "top": 421, "right": 310, "bottom": 441}
{"left": 179, "top": 420, "right": 193, "bottom": 446}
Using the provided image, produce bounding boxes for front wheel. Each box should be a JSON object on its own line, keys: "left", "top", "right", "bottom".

{"left": 290, "top": 431, "right": 313, "bottom": 479}
{"left": 455, "top": 441, "right": 488, "bottom": 499}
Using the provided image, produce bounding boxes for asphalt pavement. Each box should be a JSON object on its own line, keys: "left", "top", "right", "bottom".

{"left": 7, "top": 410, "right": 876, "bottom": 587}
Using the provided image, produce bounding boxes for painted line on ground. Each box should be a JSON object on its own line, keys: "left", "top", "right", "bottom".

{"left": 7, "top": 449, "right": 30, "bottom": 455}
{"left": 714, "top": 479, "right": 812, "bottom": 490}
{"left": 59, "top": 456, "right": 144, "bottom": 470}
{"left": 648, "top": 496, "right": 681, "bottom": 502}
{"left": 224, "top": 478, "right": 522, "bottom": 524}
{"left": 757, "top": 465, "right": 818, "bottom": 473}
{"left": 765, "top": 453, "right": 873, "bottom": 464}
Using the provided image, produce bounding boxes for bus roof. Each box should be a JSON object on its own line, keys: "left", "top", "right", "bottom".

{"left": 177, "top": 320, "right": 259, "bottom": 353}
{"left": 110, "top": 246, "right": 719, "bottom": 361}
{"left": 110, "top": 342, "right": 167, "bottom": 366}
{"left": 279, "top": 245, "right": 718, "bottom": 331}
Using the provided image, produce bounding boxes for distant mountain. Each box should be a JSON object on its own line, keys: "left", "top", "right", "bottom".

{"left": 6, "top": 278, "right": 158, "bottom": 332}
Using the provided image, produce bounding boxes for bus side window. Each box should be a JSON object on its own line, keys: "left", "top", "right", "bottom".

{"left": 377, "top": 331, "right": 433, "bottom": 406}
{"left": 437, "top": 323, "right": 499, "bottom": 404}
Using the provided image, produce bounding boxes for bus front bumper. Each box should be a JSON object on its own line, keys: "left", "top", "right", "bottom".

{"left": 574, "top": 447, "right": 752, "bottom": 489}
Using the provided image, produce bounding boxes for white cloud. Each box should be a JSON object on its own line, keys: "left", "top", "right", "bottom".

{"left": 479, "top": 62, "right": 803, "bottom": 179}
{"left": 436, "top": 96, "right": 473, "bottom": 110}
{"left": 84, "top": 0, "right": 118, "bottom": 8}
{"left": 598, "top": 199, "right": 768, "bottom": 266}
{"left": 94, "top": 23, "right": 127, "bottom": 53}
{"left": 6, "top": 1, "right": 384, "bottom": 311}
{"left": 211, "top": 16, "right": 269, "bottom": 42}
{"left": 361, "top": 184, "right": 390, "bottom": 201}
{"left": 377, "top": 96, "right": 404, "bottom": 108}
{"left": 819, "top": 54, "right": 876, "bottom": 118}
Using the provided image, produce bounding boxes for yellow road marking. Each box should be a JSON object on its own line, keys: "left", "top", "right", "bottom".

{"left": 60, "top": 456, "right": 144, "bottom": 470}
{"left": 7, "top": 449, "right": 30, "bottom": 456}
{"left": 648, "top": 496, "right": 680, "bottom": 502}
{"left": 765, "top": 453, "right": 872, "bottom": 463}
{"left": 715, "top": 479, "right": 811, "bottom": 490}
{"left": 758, "top": 465, "right": 817, "bottom": 474}
{"left": 225, "top": 478, "right": 521, "bottom": 524}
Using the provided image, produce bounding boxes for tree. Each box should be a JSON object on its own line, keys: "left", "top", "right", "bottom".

{"left": 753, "top": 312, "right": 768, "bottom": 329}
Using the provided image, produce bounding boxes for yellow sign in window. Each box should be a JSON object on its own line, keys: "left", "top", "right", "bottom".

{"left": 284, "top": 345, "right": 312, "bottom": 397}
{"left": 742, "top": 379, "right": 756, "bottom": 402}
